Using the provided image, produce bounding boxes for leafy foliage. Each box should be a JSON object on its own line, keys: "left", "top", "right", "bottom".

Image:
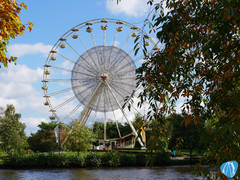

{"left": 0, "top": 105, "right": 28, "bottom": 156}
{"left": 65, "top": 120, "right": 95, "bottom": 152}
{"left": 136, "top": 0, "right": 240, "bottom": 178}
{"left": 168, "top": 113, "right": 205, "bottom": 158}
{"left": 145, "top": 117, "right": 172, "bottom": 153}
{"left": 85, "top": 152, "right": 101, "bottom": 167}
{"left": 101, "top": 151, "right": 120, "bottom": 167}
{"left": 28, "top": 121, "right": 58, "bottom": 152}
{"left": 0, "top": 0, "right": 33, "bottom": 68}
{"left": 92, "top": 121, "right": 132, "bottom": 140}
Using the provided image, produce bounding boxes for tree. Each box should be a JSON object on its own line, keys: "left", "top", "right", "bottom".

{"left": 65, "top": 120, "right": 95, "bottom": 153}
{"left": 0, "top": 105, "right": 28, "bottom": 156}
{"left": 92, "top": 121, "right": 132, "bottom": 140}
{"left": 0, "top": 0, "right": 33, "bottom": 68}
{"left": 146, "top": 116, "right": 172, "bottom": 152}
{"left": 136, "top": 0, "right": 240, "bottom": 178}
{"left": 168, "top": 113, "right": 204, "bottom": 159}
{"left": 28, "top": 121, "right": 58, "bottom": 152}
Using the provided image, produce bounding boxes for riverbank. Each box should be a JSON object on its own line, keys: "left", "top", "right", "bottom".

{"left": 0, "top": 151, "right": 201, "bottom": 169}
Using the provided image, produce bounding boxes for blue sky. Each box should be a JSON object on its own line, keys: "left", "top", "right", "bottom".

{"left": 1, "top": 0, "right": 176, "bottom": 136}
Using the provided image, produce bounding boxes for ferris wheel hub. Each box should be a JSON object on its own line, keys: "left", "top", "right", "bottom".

{"left": 100, "top": 73, "right": 109, "bottom": 81}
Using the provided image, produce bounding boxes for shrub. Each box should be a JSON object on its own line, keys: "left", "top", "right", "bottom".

{"left": 135, "top": 153, "right": 146, "bottom": 166}
{"left": 101, "top": 151, "right": 120, "bottom": 167}
{"left": 68, "top": 154, "right": 85, "bottom": 167}
{"left": 154, "top": 152, "right": 171, "bottom": 166}
{"left": 85, "top": 152, "right": 101, "bottom": 167}
{"left": 120, "top": 153, "right": 136, "bottom": 166}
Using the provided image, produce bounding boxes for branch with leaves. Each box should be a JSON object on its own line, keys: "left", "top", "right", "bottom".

{"left": 0, "top": 0, "right": 33, "bottom": 68}
{"left": 135, "top": 0, "right": 239, "bottom": 179}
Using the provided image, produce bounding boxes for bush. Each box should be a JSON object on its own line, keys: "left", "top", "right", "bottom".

{"left": 135, "top": 153, "right": 146, "bottom": 166}
{"left": 85, "top": 152, "right": 101, "bottom": 167}
{"left": 154, "top": 152, "right": 171, "bottom": 166}
{"left": 68, "top": 154, "right": 85, "bottom": 167}
{"left": 101, "top": 151, "right": 120, "bottom": 167}
{"left": 119, "top": 153, "right": 136, "bottom": 166}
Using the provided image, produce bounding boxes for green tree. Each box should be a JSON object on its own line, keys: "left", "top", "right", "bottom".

{"left": 136, "top": 0, "right": 240, "bottom": 178}
{"left": 92, "top": 121, "right": 104, "bottom": 139}
{"left": 92, "top": 121, "right": 132, "bottom": 140}
{"left": 0, "top": 0, "right": 33, "bottom": 68}
{"left": 28, "top": 121, "right": 58, "bottom": 152}
{"left": 65, "top": 120, "right": 95, "bottom": 153}
{"left": 0, "top": 105, "right": 28, "bottom": 156}
{"left": 146, "top": 117, "right": 172, "bottom": 152}
{"left": 168, "top": 113, "right": 204, "bottom": 159}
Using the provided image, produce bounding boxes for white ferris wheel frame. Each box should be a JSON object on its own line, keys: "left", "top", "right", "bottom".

{"left": 42, "top": 18, "right": 159, "bottom": 147}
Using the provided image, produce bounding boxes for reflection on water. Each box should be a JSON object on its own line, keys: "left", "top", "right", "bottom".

{"left": 0, "top": 166, "right": 203, "bottom": 180}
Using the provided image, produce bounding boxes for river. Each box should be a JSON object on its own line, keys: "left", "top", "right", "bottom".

{"left": 0, "top": 166, "right": 203, "bottom": 180}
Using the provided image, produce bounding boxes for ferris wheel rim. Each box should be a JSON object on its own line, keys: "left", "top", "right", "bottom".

{"left": 42, "top": 18, "right": 158, "bottom": 147}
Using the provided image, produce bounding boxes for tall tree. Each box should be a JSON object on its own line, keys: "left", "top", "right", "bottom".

{"left": 0, "top": 0, "right": 33, "bottom": 68}
{"left": 65, "top": 120, "right": 95, "bottom": 152}
{"left": 0, "top": 105, "right": 28, "bottom": 156}
{"left": 28, "top": 121, "right": 58, "bottom": 152}
{"left": 168, "top": 113, "right": 204, "bottom": 159}
{"left": 136, "top": 0, "right": 240, "bottom": 178}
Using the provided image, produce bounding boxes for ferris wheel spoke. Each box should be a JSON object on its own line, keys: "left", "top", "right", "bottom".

{"left": 46, "top": 79, "right": 71, "bottom": 82}
{"left": 47, "top": 87, "right": 73, "bottom": 96}
{"left": 108, "top": 83, "right": 130, "bottom": 103}
{"left": 106, "top": 32, "right": 131, "bottom": 72}
{"left": 111, "top": 80, "right": 136, "bottom": 88}
{"left": 91, "top": 32, "right": 103, "bottom": 72}
{"left": 62, "top": 103, "right": 82, "bottom": 123}
{"left": 109, "top": 85, "right": 143, "bottom": 116}
{"left": 107, "top": 30, "right": 119, "bottom": 66}
{"left": 110, "top": 82, "right": 134, "bottom": 97}
{"left": 78, "top": 35, "right": 101, "bottom": 72}
{"left": 51, "top": 65, "right": 96, "bottom": 78}
{"left": 113, "top": 84, "right": 148, "bottom": 114}
{"left": 51, "top": 82, "right": 97, "bottom": 110}
{"left": 112, "top": 76, "right": 136, "bottom": 80}
{"left": 121, "top": 32, "right": 131, "bottom": 50}
{"left": 57, "top": 52, "right": 98, "bottom": 76}
{"left": 46, "top": 78, "right": 93, "bottom": 82}
{"left": 64, "top": 85, "right": 99, "bottom": 126}
{"left": 103, "top": 30, "right": 106, "bottom": 72}
{"left": 114, "top": 55, "right": 144, "bottom": 73}
{"left": 110, "top": 48, "right": 136, "bottom": 73}
{"left": 110, "top": 34, "right": 142, "bottom": 73}
{"left": 53, "top": 95, "right": 77, "bottom": 110}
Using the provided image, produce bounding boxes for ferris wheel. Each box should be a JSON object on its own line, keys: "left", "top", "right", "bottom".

{"left": 42, "top": 18, "right": 159, "bottom": 147}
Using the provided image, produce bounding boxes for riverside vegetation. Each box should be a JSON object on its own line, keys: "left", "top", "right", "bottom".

{"left": 0, "top": 151, "right": 200, "bottom": 169}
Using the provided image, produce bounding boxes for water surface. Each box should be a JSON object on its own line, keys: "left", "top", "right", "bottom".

{"left": 0, "top": 166, "right": 203, "bottom": 180}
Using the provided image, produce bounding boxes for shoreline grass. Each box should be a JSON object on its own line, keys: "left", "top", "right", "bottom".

{"left": 0, "top": 151, "right": 200, "bottom": 169}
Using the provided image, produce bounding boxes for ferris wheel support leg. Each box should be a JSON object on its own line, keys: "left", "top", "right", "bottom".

{"left": 105, "top": 82, "right": 144, "bottom": 147}
{"left": 61, "top": 82, "right": 102, "bottom": 146}
{"left": 76, "top": 82, "right": 102, "bottom": 125}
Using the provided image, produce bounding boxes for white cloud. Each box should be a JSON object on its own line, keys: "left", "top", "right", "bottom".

{"left": 106, "top": 0, "right": 150, "bottom": 17}
{"left": 8, "top": 43, "right": 52, "bottom": 57}
{"left": 0, "top": 64, "right": 50, "bottom": 122}
{"left": 0, "top": 64, "right": 54, "bottom": 135}
{"left": 21, "top": 117, "right": 49, "bottom": 136}
{"left": 0, "top": 64, "right": 42, "bottom": 84}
